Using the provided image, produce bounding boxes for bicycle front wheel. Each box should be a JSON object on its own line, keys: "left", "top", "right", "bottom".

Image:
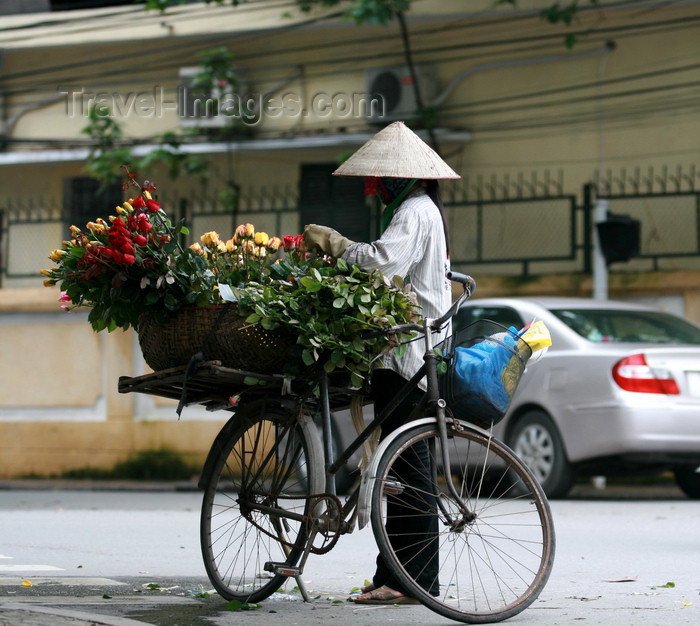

{"left": 370, "top": 422, "right": 555, "bottom": 624}
{"left": 200, "top": 401, "right": 324, "bottom": 603}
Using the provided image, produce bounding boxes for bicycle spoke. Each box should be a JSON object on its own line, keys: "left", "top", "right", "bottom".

{"left": 372, "top": 423, "right": 555, "bottom": 623}
{"left": 200, "top": 405, "right": 323, "bottom": 602}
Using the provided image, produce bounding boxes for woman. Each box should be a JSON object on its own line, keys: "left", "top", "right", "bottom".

{"left": 303, "top": 120, "right": 460, "bottom": 604}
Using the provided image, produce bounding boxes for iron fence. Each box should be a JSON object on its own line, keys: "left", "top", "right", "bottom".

{"left": 3, "top": 165, "right": 699, "bottom": 287}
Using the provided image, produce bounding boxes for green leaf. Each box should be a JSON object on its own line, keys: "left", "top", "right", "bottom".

{"left": 300, "top": 277, "right": 322, "bottom": 292}
{"left": 245, "top": 313, "right": 260, "bottom": 324}
{"left": 350, "top": 372, "right": 364, "bottom": 389}
{"left": 332, "top": 297, "right": 346, "bottom": 309}
{"left": 331, "top": 349, "right": 345, "bottom": 364}
{"left": 301, "top": 349, "right": 315, "bottom": 366}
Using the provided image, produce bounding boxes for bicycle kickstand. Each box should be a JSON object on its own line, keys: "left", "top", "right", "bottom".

{"left": 266, "top": 520, "right": 313, "bottom": 602}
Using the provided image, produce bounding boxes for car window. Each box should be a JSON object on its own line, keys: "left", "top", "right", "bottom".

{"left": 454, "top": 306, "right": 524, "bottom": 333}
{"left": 550, "top": 308, "right": 700, "bottom": 344}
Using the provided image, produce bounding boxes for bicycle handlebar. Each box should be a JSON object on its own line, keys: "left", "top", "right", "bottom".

{"left": 429, "top": 272, "right": 475, "bottom": 331}
{"left": 367, "top": 272, "right": 476, "bottom": 338}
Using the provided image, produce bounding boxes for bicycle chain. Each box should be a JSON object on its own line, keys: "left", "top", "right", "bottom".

{"left": 242, "top": 491, "right": 344, "bottom": 555}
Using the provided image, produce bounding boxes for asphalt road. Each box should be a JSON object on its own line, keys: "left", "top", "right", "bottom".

{"left": 1, "top": 480, "right": 699, "bottom": 625}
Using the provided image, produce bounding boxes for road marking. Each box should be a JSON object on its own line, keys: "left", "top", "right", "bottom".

{"left": 0, "top": 565, "right": 64, "bottom": 571}
{"left": 0, "top": 576, "right": 127, "bottom": 586}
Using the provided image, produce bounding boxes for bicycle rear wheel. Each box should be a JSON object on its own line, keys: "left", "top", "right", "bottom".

{"left": 200, "top": 401, "right": 324, "bottom": 602}
{"left": 370, "top": 422, "right": 555, "bottom": 623}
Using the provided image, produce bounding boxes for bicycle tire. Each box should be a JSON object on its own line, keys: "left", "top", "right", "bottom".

{"left": 370, "top": 421, "right": 555, "bottom": 623}
{"left": 200, "top": 401, "right": 324, "bottom": 602}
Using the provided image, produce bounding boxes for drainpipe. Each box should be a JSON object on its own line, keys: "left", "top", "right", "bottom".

{"left": 593, "top": 43, "right": 616, "bottom": 301}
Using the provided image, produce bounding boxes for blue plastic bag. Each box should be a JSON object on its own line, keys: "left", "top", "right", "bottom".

{"left": 450, "top": 328, "right": 520, "bottom": 422}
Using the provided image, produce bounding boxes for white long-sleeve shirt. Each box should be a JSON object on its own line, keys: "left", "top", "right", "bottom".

{"left": 342, "top": 188, "right": 452, "bottom": 389}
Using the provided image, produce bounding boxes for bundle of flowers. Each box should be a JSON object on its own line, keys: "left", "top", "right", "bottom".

{"left": 42, "top": 174, "right": 419, "bottom": 388}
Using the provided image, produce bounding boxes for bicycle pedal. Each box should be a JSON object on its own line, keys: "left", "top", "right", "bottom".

{"left": 264, "top": 562, "right": 302, "bottom": 577}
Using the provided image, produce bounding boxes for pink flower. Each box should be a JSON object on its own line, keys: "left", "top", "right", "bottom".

{"left": 59, "top": 291, "right": 71, "bottom": 310}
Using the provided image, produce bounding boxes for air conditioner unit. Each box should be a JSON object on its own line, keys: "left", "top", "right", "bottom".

{"left": 364, "top": 65, "right": 437, "bottom": 124}
{"left": 177, "top": 67, "right": 247, "bottom": 129}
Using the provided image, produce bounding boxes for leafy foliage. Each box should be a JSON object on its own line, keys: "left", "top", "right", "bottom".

{"left": 81, "top": 103, "right": 209, "bottom": 186}
{"left": 228, "top": 252, "right": 418, "bottom": 389}
{"left": 43, "top": 175, "right": 420, "bottom": 386}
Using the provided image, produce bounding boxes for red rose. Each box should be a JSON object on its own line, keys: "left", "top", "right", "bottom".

{"left": 139, "top": 217, "right": 153, "bottom": 233}
{"left": 133, "top": 234, "right": 147, "bottom": 247}
{"left": 282, "top": 235, "right": 296, "bottom": 250}
{"left": 146, "top": 199, "right": 160, "bottom": 213}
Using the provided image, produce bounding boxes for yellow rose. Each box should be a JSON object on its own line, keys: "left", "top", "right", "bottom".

{"left": 267, "top": 236, "right": 282, "bottom": 252}
{"left": 225, "top": 238, "right": 236, "bottom": 252}
{"left": 200, "top": 231, "right": 221, "bottom": 248}
{"left": 244, "top": 223, "right": 255, "bottom": 237}
{"left": 43, "top": 278, "right": 56, "bottom": 287}
{"left": 40, "top": 268, "right": 52, "bottom": 277}
{"left": 217, "top": 241, "right": 227, "bottom": 253}
{"left": 49, "top": 249, "right": 66, "bottom": 262}
{"left": 254, "top": 231, "right": 269, "bottom": 246}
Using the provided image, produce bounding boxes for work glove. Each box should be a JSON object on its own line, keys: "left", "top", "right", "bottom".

{"left": 303, "top": 224, "right": 355, "bottom": 258}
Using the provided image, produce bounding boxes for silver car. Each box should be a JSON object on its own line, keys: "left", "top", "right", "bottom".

{"left": 330, "top": 297, "right": 700, "bottom": 498}
{"left": 453, "top": 297, "right": 700, "bottom": 498}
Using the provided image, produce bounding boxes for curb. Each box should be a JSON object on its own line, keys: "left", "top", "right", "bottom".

{"left": 0, "top": 479, "right": 200, "bottom": 492}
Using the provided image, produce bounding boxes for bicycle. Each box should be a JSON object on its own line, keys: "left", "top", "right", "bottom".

{"left": 119, "top": 271, "right": 555, "bottom": 624}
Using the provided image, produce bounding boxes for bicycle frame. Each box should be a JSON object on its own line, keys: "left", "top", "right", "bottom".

{"left": 319, "top": 271, "right": 477, "bottom": 529}
{"left": 219, "top": 272, "right": 477, "bottom": 573}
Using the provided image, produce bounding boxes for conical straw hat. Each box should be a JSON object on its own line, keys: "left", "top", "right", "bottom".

{"left": 333, "top": 121, "right": 460, "bottom": 179}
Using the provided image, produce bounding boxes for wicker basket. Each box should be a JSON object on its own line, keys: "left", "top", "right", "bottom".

{"left": 137, "top": 305, "right": 294, "bottom": 373}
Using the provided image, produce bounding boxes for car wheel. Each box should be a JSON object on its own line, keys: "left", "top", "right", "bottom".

{"left": 508, "top": 410, "right": 576, "bottom": 499}
{"left": 674, "top": 466, "right": 700, "bottom": 499}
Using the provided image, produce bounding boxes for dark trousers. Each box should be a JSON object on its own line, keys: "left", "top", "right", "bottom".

{"left": 370, "top": 369, "right": 439, "bottom": 596}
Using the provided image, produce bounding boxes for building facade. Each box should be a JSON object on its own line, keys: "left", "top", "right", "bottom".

{"left": 1, "top": 0, "right": 699, "bottom": 476}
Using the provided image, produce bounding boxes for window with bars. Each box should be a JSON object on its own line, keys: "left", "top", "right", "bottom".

{"left": 298, "top": 164, "right": 369, "bottom": 243}
{"left": 62, "top": 177, "right": 122, "bottom": 233}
